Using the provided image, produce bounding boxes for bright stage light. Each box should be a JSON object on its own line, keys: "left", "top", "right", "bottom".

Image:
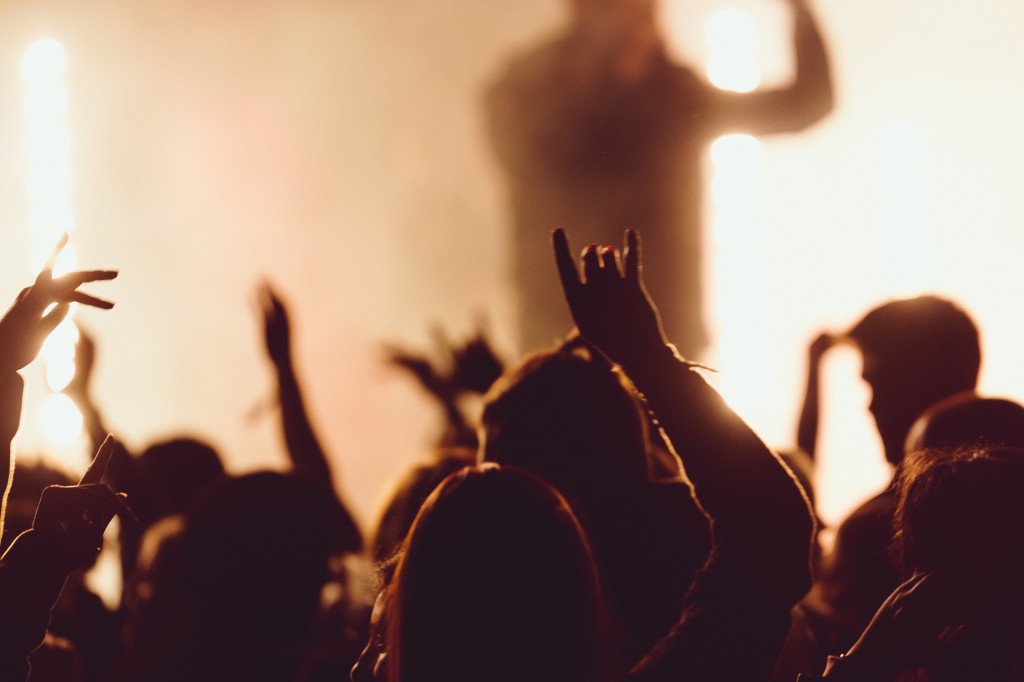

{"left": 21, "top": 85, "right": 69, "bottom": 124}
{"left": 27, "top": 164, "right": 73, "bottom": 205}
{"left": 704, "top": 9, "right": 760, "bottom": 53}
{"left": 707, "top": 55, "right": 760, "bottom": 93}
{"left": 25, "top": 126, "right": 71, "bottom": 168}
{"left": 710, "top": 134, "right": 764, "bottom": 168}
{"left": 704, "top": 9, "right": 762, "bottom": 93}
{"left": 31, "top": 238, "right": 77, "bottom": 275}
{"left": 39, "top": 393, "right": 83, "bottom": 447}
{"left": 29, "top": 203, "right": 75, "bottom": 239}
{"left": 20, "top": 38, "right": 67, "bottom": 85}
{"left": 22, "top": 37, "right": 83, "bottom": 458}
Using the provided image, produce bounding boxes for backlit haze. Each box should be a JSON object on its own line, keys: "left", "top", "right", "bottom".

{"left": 2, "top": 0, "right": 1024, "bottom": 538}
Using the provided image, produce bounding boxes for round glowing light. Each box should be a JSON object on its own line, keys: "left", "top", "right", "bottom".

{"left": 704, "top": 9, "right": 760, "bottom": 53}
{"left": 707, "top": 55, "right": 761, "bottom": 92}
{"left": 710, "top": 134, "right": 764, "bottom": 168}
{"left": 46, "top": 358, "right": 77, "bottom": 392}
{"left": 39, "top": 393, "right": 83, "bottom": 446}
{"left": 21, "top": 39, "right": 67, "bottom": 85}
{"left": 40, "top": 317, "right": 79, "bottom": 362}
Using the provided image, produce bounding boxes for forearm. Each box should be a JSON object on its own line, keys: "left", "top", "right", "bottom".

{"left": 0, "top": 529, "right": 72, "bottom": 680}
{"left": 624, "top": 346, "right": 814, "bottom": 682}
{"left": 276, "top": 362, "right": 332, "bottom": 482}
{"left": 617, "top": 343, "right": 813, "bottom": 581}
{"left": 796, "top": 361, "right": 821, "bottom": 460}
{"left": 790, "top": 0, "right": 835, "bottom": 123}
{"left": 276, "top": 361, "right": 363, "bottom": 553}
{"left": 0, "top": 372, "right": 24, "bottom": 542}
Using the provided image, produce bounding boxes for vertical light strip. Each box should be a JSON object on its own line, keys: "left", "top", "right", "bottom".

{"left": 703, "top": 12, "right": 768, "bottom": 415}
{"left": 22, "top": 38, "right": 83, "bottom": 448}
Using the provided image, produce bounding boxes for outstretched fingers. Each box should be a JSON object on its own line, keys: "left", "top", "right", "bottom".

{"left": 62, "top": 290, "right": 115, "bottom": 309}
{"left": 45, "top": 270, "right": 119, "bottom": 309}
{"left": 79, "top": 434, "right": 115, "bottom": 485}
{"left": 39, "top": 233, "right": 70, "bottom": 278}
{"left": 52, "top": 270, "right": 119, "bottom": 288}
{"left": 624, "top": 229, "right": 640, "bottom": 285}
{"left": 553, "top": 229, "right": 582, "bottom": 296}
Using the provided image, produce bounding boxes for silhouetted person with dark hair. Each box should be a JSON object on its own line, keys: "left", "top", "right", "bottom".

{"left": 485, "top": 0, "right": 834, "bottom": 356}
{"left": 107, "top": 282, "right": 367, "bottom": 681}
{"left": 480, "top": 337, "right": 710, "bottom": 665}
{"left": 354, "top": 228, "right": 814, "bottom": 681}
{"left": 789, "top": 295, "right": 983, "bottom": 674}
{"left": 0, "top": 236, "right": 130, "bottom": 681}
{"left": 369, "top": 446, "right": 475, "bottom": 569}
{"left": 799, "top": 444, "right": 1024, "bottom": 681}
{"left": 904, "top": 393, "right": 1024, "bottom": 455}
{"left": 370, "top": 324, "right": 505, "bottom": 571}
{"left": 383, "top": 464, "right": 611, "bottom": 682}
{"left": 110, "top": 471, "right": 348, "bottom": 682}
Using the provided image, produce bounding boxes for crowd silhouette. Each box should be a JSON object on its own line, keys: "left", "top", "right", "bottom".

{"left": 6, "top": 223, "right": 1024, "bottom": 682}
{"left": 4, "top": 2, "right": 1024, "bottom": 681}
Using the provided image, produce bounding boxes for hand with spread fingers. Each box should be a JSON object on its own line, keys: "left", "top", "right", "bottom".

{"left": 552, "top": 228, "right": 670, "bottom": 366}
{"left": 0, "top": 234, "right": 117, "bottom": 375}
{"left": 449, "top": 324, "right": 505, "bottom": 396}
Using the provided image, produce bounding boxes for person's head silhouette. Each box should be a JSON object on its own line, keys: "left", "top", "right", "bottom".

{"left": 847, "top": 295, "right": 980, "bottom": 465}
{"left": 385, "top": 463, "right": 611, "bottom": 682}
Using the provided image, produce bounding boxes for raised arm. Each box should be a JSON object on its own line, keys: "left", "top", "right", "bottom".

{"left": 0, "top": 235, "right": 117, "bottom": 534}
{"left": 553, "top": 229, "right": 813, "bottom": 681}
{"left": 706, "top": 0, "right": 834, "bottom": 135}
{"left": 385, "top": 323, "right": 504, "bottom": 448}
{"left": 257, "top": 283, "right": 362, "bottom": 554}
{"left": 0, "top": 436, "right": 132, "bottom": 681}
{"left": 797, "top": 331, "right": 838, "bottom": 461}
{"left": 553, "top": 229, "right": 812, "bottom": 547}
{"left": 64, "top": 328, "right": 138, "bottom": 495}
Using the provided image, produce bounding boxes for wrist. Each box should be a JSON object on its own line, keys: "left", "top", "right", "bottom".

{"left": 821, "top": 652, "right": 890, "bottom": 681}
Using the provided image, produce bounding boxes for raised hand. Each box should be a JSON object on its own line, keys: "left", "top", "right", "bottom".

{"left": 0, "top": 235, "right": 117, "bottom": 375}
{"left": 31, "top": 435, "right": 134, "bottom": 572}
{"left": 64, "top": 326, "right": 96, "bottom": 402}
{"left": 829, "top": 571, "right": 976, "bottom": 679}
{"left": 552, "top": 228, "right": 669, "bottom": 364}
{"left": 809, "top": 331, "right": 838, "bottom": 364}
{"left": 386, "top": 322, "right": 504, "bottom": 400}
{"left": 449, "top": 323, "right": 505, "bottom": 395}
{"left": 797, "top": 330, "right": 839, "bottom": 460}
{"left": 258, "top": 281, "right": 292, "bottom": 368}
{"left": 384, "top": 341, "right": 449, "bottom": 401}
